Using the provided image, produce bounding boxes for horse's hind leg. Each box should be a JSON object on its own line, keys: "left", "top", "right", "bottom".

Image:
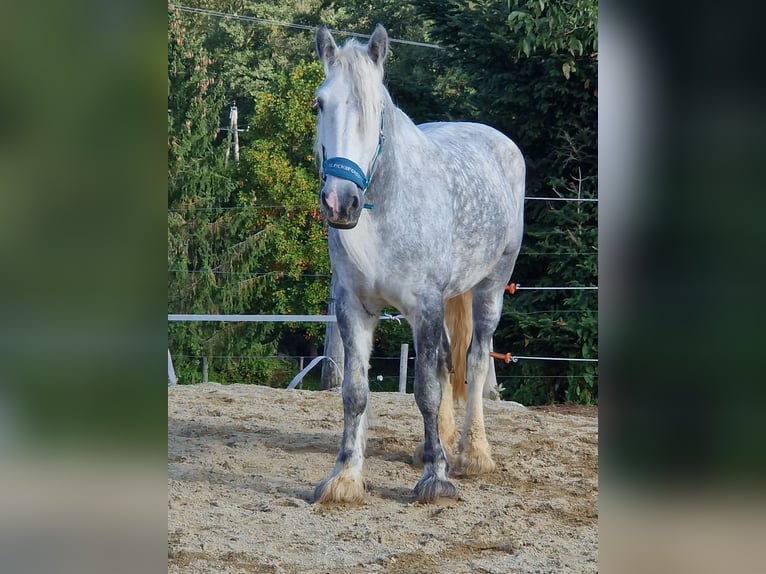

{"left": 411, "top": 299, "right": 459, "bottom": 503}
{"left": 436, "top": 346, "right": 459, "bottom": 457}
{"left": 455, "top": 283, "right": 504, "bottom": 476}
{"left": 413, "top": 323, "right": 458, "bottom": 465}
{"left": 314, "top": 295, "right": 378, "bottom": 505}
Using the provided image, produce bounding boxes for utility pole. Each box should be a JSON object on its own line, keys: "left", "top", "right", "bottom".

{"left": 224, "top": 101, "right": 238, "bottom": 165}
{"left": 231, "top": 102, "right": 240, "bottom": 163}
{"left": 222, "top": 100, "right": 248, "bottom": 165}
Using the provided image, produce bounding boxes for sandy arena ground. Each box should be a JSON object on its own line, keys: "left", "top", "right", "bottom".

{"left": 168, "top": 383, "right": 598, "bottom": 573}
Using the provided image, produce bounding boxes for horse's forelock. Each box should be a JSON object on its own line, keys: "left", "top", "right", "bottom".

{"left": 331, "top": 39, "right": 385, "bottom": 127}
{"left": 314, "top": 39, "right": 387, "bottom": 171}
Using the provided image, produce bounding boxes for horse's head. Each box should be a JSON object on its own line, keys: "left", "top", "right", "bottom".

{"left": 315, "top": 24, "right": 389, "bottom": 229}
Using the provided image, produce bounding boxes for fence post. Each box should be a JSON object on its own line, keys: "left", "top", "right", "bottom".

{"left": 321, "top": 277, "right": 344, "bottom": 389}
{"left": 398, "top": 343, "right": 409, "bottom": 393}
{"left": 168, "top": 349, "right": 177, "bottom": 386}
{"left": 201, "top": 356, "right": 208, "bottom": 384}
{"left": 298, "top": 356, "right": 304, "bottom": 389}
{"left": 485, "top": 340, "right": 498, "bottom": 397}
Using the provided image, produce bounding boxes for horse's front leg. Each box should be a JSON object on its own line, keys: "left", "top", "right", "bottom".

{"left": 412, "top": 306, "right": 459, "bottom": 503}
{"left": 413, "top": 325, "right": 458, "bottom": 465}
{"left": 314, "top": 297, "right": 378, "bottom": 505}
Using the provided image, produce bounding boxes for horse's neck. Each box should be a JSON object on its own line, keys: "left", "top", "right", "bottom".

{"left": 372, "top": 95, "right": 430, "bottom": 192}
{"left": 385, "top": 96, "right": 427, "bottom": 152}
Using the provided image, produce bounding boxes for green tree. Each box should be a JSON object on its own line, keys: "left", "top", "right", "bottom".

{"left": 236, "top": 60, "right": 332, "bottom": 352}
{"left": 507, "top": 0, "right": 598, "bottom": 63}
{"left": 168, "top": 4, "right": 286, "bottom": 385}
{"left": 196, "top": 0, "right": 329, "bottom": 128}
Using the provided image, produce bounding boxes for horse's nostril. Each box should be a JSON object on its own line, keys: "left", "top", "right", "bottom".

{"left": 351, "top": 196, "right": 359, "bottom": 209}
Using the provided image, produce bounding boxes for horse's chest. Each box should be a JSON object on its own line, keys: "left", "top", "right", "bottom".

{"left": 331, "top": 228, "right": 431, "bottom": 308}
{"left": 331, "top": 227, "right": 380, "bottom": 283}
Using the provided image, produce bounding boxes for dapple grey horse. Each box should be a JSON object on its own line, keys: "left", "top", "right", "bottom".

{"left": 313, "top": 24, "right": 525, "bottom": 504}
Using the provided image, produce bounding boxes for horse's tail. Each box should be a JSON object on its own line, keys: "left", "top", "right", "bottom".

{"left": 445, "top": 291, "right": 472, "bottom": 405}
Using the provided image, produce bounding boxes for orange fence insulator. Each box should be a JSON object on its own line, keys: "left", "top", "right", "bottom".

{"left": 489, "top": 351, "right": 512, "bottom": 364}
{"left": 505, "top": 283, "right": 517, "bottom": 295}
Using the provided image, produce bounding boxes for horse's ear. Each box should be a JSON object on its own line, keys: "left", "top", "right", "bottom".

{"left": 316, "top": 25, "right": 338, "bottom": 69}
{"left": 368, "top": 24, "right": 389, "bottom": 68}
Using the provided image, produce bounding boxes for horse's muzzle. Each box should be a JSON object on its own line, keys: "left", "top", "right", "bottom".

{"left": 320, "top": 180, "right": 363, "bottom": 229}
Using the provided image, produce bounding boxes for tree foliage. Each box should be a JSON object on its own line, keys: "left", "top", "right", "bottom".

{"left": 167, "top": 0, "right": 598, "bottom": 403}
{"left": 507, "top": 0, "right": 598, "bottom": 64}
{"left": 236, "top": 60, "right": 331, "bottom": 344}
{"left": 168, "top": 4, "right": 287, "bottom": 385}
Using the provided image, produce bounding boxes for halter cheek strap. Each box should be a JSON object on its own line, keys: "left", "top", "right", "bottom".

{"left": 321, "top": 105, "right": 385, "bottom": 209}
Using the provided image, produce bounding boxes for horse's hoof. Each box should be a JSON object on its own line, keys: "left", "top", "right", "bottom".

{"left": 314, "top": 472, "right": 366, "bottom": 505}
{"left": 454, "top": 448, "right": 497, "bottom": 476}
{"left": 413, "top": 474, "right": 459, "bottom": 503}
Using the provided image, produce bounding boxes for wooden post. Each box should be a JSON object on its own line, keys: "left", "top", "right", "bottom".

{"left": 201, "top": 356, "right": 209, "bottom": 384}
{"left": 398, "top": 343, "right": 409, "bottom": 393}
{"left": 168, "top": 349, "right": 177, "bottom": 386}
{"left": 320, "top": 276, "right": 343, "bottom": 389}
{"left": 484, "top": 337, "right": 500, "bottom": 397}
{"left": 298, "top": 356, "right": 304, "bottom": 389}
{"left": 485, "top": 347, "right": 497, "bottom": 396}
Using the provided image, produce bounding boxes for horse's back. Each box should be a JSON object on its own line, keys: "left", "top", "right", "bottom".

{"left": 418, "top": 121, "right": 524, "bottom": 175}
{"left": 418, "top": 120, "right": 518, "bottom": 148}
{"left": 415, "top": 121, "right": 525, "bottom": 296}
{"left": 418, "top": 120, "right": 525, "bottom": 210}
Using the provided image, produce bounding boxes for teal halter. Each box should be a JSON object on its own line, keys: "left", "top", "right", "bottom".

{"left": 321, "top": 105, "right": 385, "bottom": 209}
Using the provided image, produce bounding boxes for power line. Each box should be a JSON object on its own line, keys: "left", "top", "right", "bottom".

{"left": 169, "top": 313, "right": 335, "bottom": 323}
{"left": 168, "top": 314, "right": 599, "bottom": 364}
{"left": 167, "top": 196, "right": 597, "bottom": 212}
{"left": 167, "top": 270, "right": 598, "bottom": 278}
{"left": 495, "top": 375, "right": 593, "bottom": 380}
{"left": 169, "top": 4, "right": 441, "bottom": 49}
{"left": 520, "top": 252, "right": 598, "bottom": 256}
{"left": 167, "top": 272, "right": 598, "bottom": 295}
{"left": 168, "top": 205, "right": 306, "bottom": 212}
{"left": 526, "top": 196, "right": 598, "bottom": 202}
{"left": 173, "top": 353, "right": 597, "bottom": 364}
{"left": 515, "top": 309, "right": 596, "bottom": 315}
{"left": 167, "top": 270, "right": 331, "bottom": 277}
{"left": 510, "top": 356, "right": 598, "bottom": 363}
{"left": 168, "top": 308, "right": 595, "bottom": 316}
{"left": 167, "top": 308, "right": 597, "bottom": 323}
{"left": 515, "top": 286, "right": 597, "bottom": 291}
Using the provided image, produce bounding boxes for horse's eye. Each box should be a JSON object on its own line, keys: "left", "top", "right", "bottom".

{"left": 312, "top": 98, "right": 322, "bottom": 112}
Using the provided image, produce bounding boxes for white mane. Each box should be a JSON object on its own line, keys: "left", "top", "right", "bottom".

{"left": 329, "top": 38, "right": 386, "bottom": 127}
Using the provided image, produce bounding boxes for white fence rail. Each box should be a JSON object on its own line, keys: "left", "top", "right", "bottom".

{"left": 167, "top": 313, "right": 598, "bottom": 386}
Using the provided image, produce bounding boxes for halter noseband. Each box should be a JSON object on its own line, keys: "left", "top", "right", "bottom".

{"left": 321, "top": 105, "right": 385, "bottom": 210}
